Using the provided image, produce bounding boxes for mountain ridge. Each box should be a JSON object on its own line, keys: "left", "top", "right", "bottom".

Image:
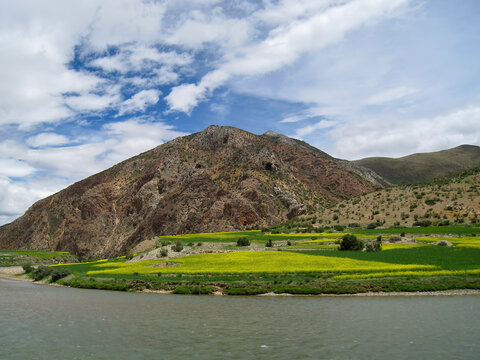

{"left": 0, "top": 125, "right": 377, "bottom": 258}
{"left": 354, "top": 144, "right": 480, "bottom": 185}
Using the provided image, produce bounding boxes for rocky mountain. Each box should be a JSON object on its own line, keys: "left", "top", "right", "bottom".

{"left": 354, "top": 145, "right": 480, "bottom": 185}
{"left": 0, "top": 126, "right": 378, "bottom": 258}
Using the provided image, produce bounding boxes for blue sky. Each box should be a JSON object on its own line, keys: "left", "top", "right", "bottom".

{"left": 0, "top": 0, "right": 479, "bottom": 224}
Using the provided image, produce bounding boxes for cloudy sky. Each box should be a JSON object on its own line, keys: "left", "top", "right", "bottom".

{"left": 1, "top": 0, "right": 479, "bottom": 225}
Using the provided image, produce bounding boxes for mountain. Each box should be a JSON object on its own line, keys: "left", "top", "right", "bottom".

{"left": 354, "top": 145, "right": 480, "bottom": 185}
{"left": 0, "top": 126, "right": 377, "bottom": 258}
{"left": 314, "top": 167, "right": 480, "bottom": 229}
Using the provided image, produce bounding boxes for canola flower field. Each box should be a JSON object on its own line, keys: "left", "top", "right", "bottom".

{"left": 64, "top": 251, "right": 435, "bottom": 276}
{"left": 53, "top": 227, "right": 480, "bottom": 282}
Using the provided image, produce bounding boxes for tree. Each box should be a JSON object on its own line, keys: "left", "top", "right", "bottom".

{"left": 237, "top": 237, "right": 250, "bottom": 246}
{"left": 339, "top": 234, "right": 364, "bottom": 251}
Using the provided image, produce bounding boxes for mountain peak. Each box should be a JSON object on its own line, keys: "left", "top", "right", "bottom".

{"left": 0, "top": 125, "right": 377, "bottom": 257}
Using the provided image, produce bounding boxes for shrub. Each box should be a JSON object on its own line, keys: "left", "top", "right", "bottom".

{"left": 160, "top": 248, "right": 168, "bottom": 257}
{"left": 161, "top": 240, "right": 170, "bottom": 247}
{"left": 287, "top": 240, "right": 292, "bottom": 246}
{"left": 125, "top": 253, "right": 133, "bottom": 260}
{"left": 187, "top": 242, "right": 194, "bottom": 246}
{"left": 413, "top": 220, "right": 432, "bottom": 227}
{"left": 196, "top": 242, "right": 203, "bottom": 246}
{"left": 266, "top": 239, "right": 273, "bottom": 247}
{"left": 51, "top": 269, "right": 71, "bottom": 282}
{"left": 237, "top": 237, "right": 250, "bottom": 246}
{"left": 400, "top": 232, "right": 405, "bottom": 237}
{"left": 32, "top": 266, "right": 53, "bottom": 281}
{"left": 172, "top": 240, "right": 184, "bottom": 252}
{"left": 367, "top": 223, "right": 377, "bottom": 229}
{"left": 365, "top": 236, "right": 382, "bottom": 252}
{"left": 334, "top": 225, "right": 345, "bottom": 231}
{"left": 437, "top": 220, "right": 450, "bottom": 226}
{"left": 339, "top": 234, "right": 364, "bottom": 251}
{"left": 22, "top": 264, "right": 34, "bottom": 273}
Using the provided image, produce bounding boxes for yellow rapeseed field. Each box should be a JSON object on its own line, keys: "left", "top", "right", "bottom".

{"left": 85, "top": 251, "right": 436, "bottom": 276}
{"left": 333, "top": 269, "right": 480, "bottom": 280}
{"left": 416, "top": 236, "right": 480, "bottom": 248}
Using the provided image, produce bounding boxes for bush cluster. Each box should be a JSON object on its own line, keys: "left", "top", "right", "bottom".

{"left": 51, "top": 268, "right": 72, "bottom": 282}
{"left": 22, "top": 264, "right": 34, "bottom": 273}
{"left": 365, "top": 236, "right": 382, "bottom": 252}
{"left": 237, "top": 237, "right": 250, "bottom": 246}
{"left": 172, "top": 240, "right": 184, "bottom": 252}
{"left": 413, "top": 220, "right": 432, "bottom": 227}
{"left": 339, "top": 234, "right": 364, "bottom": 251}
{"left": 160, "top": 248, "right": 168, "bottom": 257}
{"left": 32, "top": 266, "right": 53, "bottom": 281}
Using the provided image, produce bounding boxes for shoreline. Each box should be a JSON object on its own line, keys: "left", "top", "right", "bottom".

{"left": 2, "top": 267, "right": 479, "bottom": 297}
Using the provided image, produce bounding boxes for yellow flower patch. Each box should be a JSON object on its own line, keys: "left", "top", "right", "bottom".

{"left": 86, "top": 251, "right": 436, "bottom": 276}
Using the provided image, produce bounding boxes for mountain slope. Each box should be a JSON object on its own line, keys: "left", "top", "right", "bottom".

{"left": 315, "top": 167, "right": 480, "bottom": 228}
{"left": 0, "top": 126, "right": 377, "bottom": 258}
{"left": 354, "top": 145, "right": 480, "bottom": 185}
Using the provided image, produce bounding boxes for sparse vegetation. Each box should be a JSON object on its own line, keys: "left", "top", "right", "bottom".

{"left": 172, "top": 241, "right": 184, "bottom": 252}
{"left": 237, "top": 237, "right": 251, "bottom": 246}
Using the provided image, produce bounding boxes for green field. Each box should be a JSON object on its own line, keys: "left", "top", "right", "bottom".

{"left": 0, "top": 249, "right": 74, "bottom": 266}
{"left": 7, "top": 226, "right": 479, "bottom": 295}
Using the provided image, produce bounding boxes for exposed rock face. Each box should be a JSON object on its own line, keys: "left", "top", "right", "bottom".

{"left": 0, "top": 126, "right": 378, "bottom": 258}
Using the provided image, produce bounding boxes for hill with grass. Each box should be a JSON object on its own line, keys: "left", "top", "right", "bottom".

{"left": 0, "top": 125, "right": 378, "bottom": 258}
{"left": 354, "top": 145, "right": 480, "bottom": 185}
{"left": 311, "top": 167, "right": 480, "bottom": 230}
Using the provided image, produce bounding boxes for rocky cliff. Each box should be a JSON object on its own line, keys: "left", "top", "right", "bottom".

{"left": 0, "top": 126, "right": 378, "bottom": 257}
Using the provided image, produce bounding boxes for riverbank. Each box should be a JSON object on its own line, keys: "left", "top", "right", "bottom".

{"left": 2, "top": 267, "right": 480, "bottom": 297}
{"left": 0, "top": 266, "right": 30, "bottom": 281}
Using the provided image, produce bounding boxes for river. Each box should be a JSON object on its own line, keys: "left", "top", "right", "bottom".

{"left": 0, "top": 278, "right": 478, "bottom": 359}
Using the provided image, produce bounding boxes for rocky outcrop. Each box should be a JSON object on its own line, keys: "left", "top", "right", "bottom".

{"left": 0, "top": 125, "right": 379, "bottom": 258}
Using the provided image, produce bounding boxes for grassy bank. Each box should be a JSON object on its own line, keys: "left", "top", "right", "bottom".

{"left": 42, "top": 226, "right": 480, "bottom": 295}
{"left": 0, "top": 249, "right": 76, "bottom": 267}
{"left": 3, "top": 226, "right": 476, "bottom": 295}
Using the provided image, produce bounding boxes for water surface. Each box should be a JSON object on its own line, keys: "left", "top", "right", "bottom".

{"left": 0, "top": 279, "right": 478, "bottom": 359}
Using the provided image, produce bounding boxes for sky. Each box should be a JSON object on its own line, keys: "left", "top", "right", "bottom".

{"left": 1, "top": 0, "right": 479, "bottom": 225}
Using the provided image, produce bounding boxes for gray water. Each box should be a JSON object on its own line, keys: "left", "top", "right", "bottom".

{"left": 0, "top": 279, "right": 478, "bottom": 360}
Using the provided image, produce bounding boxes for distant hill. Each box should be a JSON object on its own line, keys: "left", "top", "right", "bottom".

{"left": 0, "top": 126, "right": 377, "bottom": 258}
{"left": 314, "top": 167, "right": 480, "bottom": 229}
{"left": 354, "top": 145, "right": 480, "bottom": 185}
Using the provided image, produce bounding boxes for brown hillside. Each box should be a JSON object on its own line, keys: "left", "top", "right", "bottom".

{"left": 316, "top": 169, "right": 480, "bottom": 228}
{"left": 0, "top": 126, "right": 378, "bottom": 258}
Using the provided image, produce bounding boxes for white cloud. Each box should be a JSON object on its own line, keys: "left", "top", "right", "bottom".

{"left": 165, "top": 69, "right": 230, "bottom": 113}
{"left": 89, "top": 45, "right": 192, "bottom": 74}
{"left": 280, "top": 107, "right": 326, "bottom": 123}
{"left": 364, "top": 86, "right": 419, "bottom": 105}
{"left": 118, "top": 90, "right": 161, "bottom": 116}
{"left": 0, "top": 119, "right": 186, "bottom": 224}
{"left": 0, "top": 175, "right": 68, "bottom": 223}
{"left": 166, "top": 0, "right": 411, "bottom": 114}
{"left": 0, "top": 159, "right": 36, "bottom": 178}
{"left": 26, "top": 133, "right": 70, "bottom": 147}
{"left": 0, "top": 0, "right": 170, "bottom": 127}
{"left": 328, "top": 104, "right": 480, "bottom": 159}
{"left": 166, "top": 9, "right": 251, "bottom": 49}
{"left": 293, "top": 120, "right": 337, "bottom": 139}
{"left": 86, "top": 0, "right": 166, "bottom": 51}
{"left": 64, "top": 89, "right": 121, "bottom": 112}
